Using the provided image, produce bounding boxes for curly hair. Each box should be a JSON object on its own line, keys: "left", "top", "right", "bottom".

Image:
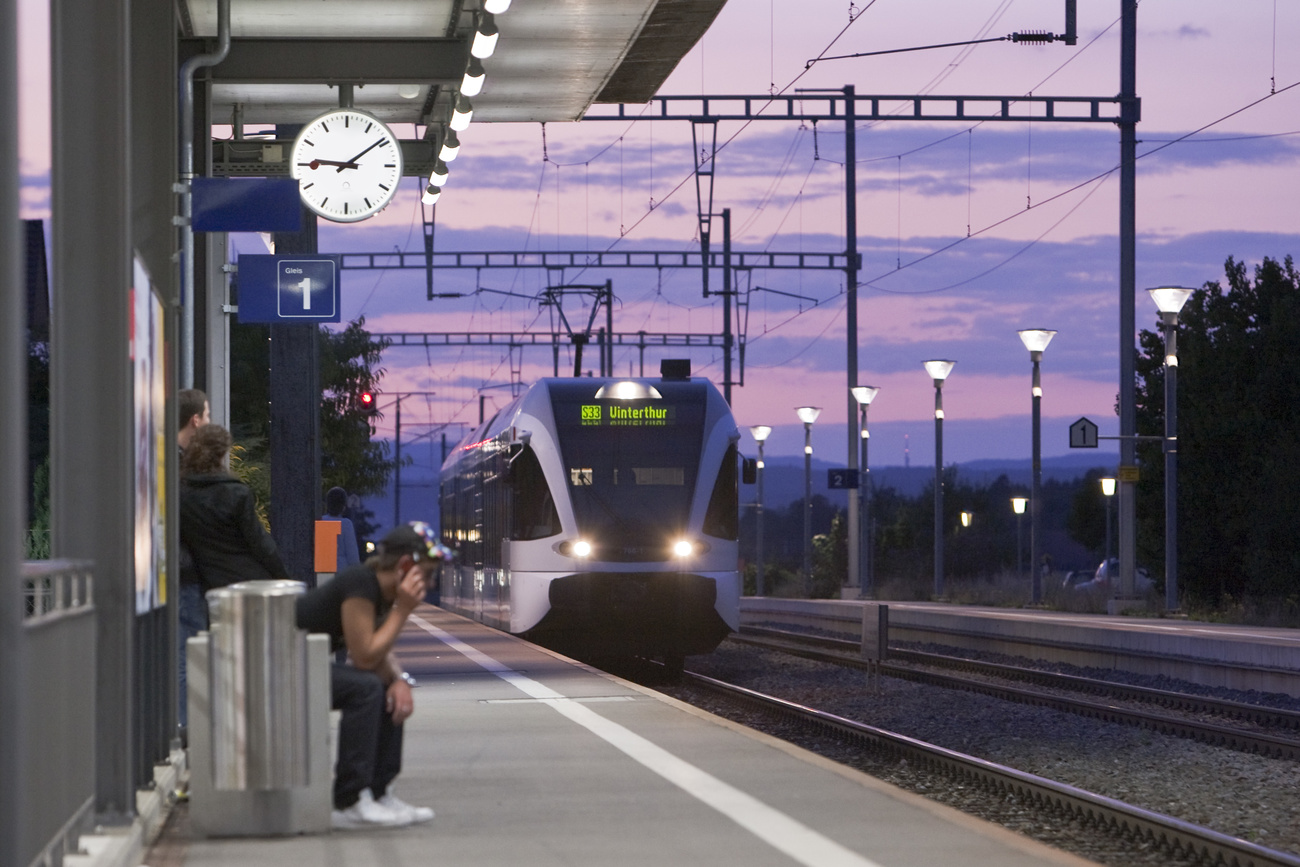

{"left": 182, "top": 423, "right": 234, "bottom": 476}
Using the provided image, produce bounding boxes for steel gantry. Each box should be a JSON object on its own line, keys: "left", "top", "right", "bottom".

{"left": 345, "top": 64, "right": 1138, "bottom": 599}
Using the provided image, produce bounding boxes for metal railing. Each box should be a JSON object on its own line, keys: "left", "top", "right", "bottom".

{"left": 19, "top": 560, "right": 96, "bottom": 867}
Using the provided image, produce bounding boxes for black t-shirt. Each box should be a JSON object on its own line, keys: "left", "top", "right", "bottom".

{"left": 295, "top": 563, "right": 391, "bottom": 653}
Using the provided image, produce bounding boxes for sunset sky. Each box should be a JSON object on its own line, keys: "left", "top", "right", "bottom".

{"left": 19, "top": 0, "right": 1300, "bottom": 471}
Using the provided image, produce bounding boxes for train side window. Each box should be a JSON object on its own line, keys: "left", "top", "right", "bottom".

{"left": 702, "top": 444, "right": 738, "bottom": 540}
{"left": 512, "top": 445, "right": 561, "bottom": 540}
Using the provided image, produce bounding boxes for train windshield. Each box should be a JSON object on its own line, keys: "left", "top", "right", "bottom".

{"left": 550, "top": 381, "right": 707, "bottom": 556}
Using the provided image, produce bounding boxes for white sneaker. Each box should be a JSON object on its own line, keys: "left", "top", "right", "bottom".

{"left": 331, "top": 788, "right": 412, "bottom": 830}
{"left": 378, "top": 787, "right": 435, "bottom": 824}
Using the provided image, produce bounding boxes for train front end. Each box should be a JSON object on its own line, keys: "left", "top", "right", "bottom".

{"left": 439, "top": 372, "right": 742, "bottom": 666}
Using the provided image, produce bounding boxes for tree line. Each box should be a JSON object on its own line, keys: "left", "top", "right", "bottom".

{"left": 737, "top": 468, "right": 1114, "bottom": 600}
{"left": 1134, "top": 255, "right": 1300, "bottom": 613}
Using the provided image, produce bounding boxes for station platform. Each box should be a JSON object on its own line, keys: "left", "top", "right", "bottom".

{"left": 155, "top": 606, "right": 1092, "bottom": 867}
{"left": 740, "top": 598, "right": 1300, "bottom": 697}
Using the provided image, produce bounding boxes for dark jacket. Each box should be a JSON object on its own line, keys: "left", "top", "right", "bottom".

{"left": 179, "top": 445, "right": 201, "bottom": 587}
{"left": 180, "top": 473, "right": 288, "bottom": 590}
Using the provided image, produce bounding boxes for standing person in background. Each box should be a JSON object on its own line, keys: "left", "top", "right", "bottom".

{"left": 296, "top": 522, "right": 445, "bottom": 830}
{"left": 180, "top": 424, "right": 289, "bottom": 593}
{"left": 322, "top": 486, "right": 361, "bottom": 573}
{"left": 176, "top": 388, "right": 210, "bottom": 733}
{"left": 178, "top": 388, "right": 209, "bottom": 453}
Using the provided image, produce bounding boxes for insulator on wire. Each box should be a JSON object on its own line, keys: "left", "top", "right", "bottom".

{"left": 1011, "top": 30, "right": 1056, "bottom": 44}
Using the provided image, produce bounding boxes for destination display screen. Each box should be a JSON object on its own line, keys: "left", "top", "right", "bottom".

{"left": 579, "top": 402, "right": 677, "bottom": 426}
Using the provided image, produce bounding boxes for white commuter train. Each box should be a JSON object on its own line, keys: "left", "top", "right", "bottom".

{"left": 438, "top": 370, "right": 741, "bottom": 668}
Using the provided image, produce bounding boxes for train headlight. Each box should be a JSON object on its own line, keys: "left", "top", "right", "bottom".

{"left": 571, "top": 540, "right": 593, "bottom": 558}
{"left": 672, "top": 539, "right": 694, "bottom": 558}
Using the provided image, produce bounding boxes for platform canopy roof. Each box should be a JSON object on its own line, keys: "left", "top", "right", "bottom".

{"left": 177, "top": 0, "right": 727, "bottom": 126}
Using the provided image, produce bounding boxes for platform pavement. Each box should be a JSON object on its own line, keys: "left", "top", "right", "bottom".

{"left": 152, "top": 607, "right": 1096, "bottom": 867}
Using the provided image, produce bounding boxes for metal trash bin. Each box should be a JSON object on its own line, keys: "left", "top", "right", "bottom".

{"left": 206, "top": 579, "right": 308, "bottom": 791}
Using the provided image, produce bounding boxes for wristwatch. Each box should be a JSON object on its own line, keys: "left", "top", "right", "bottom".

{"left": 398, "top": 671, "right": 417, "bottom": 688}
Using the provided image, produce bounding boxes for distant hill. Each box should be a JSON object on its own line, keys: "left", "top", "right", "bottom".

{"left": 751, "top": 452, "right": 1115, "bottom": 509}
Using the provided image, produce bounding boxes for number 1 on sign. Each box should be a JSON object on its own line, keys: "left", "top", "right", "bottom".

{"left": 298, "top": 277, "right": 312, "bottom": 310}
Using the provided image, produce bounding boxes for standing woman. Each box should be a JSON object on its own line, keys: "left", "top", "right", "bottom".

{"left": 180, "top": 424, "right": 289, "bottom": 599}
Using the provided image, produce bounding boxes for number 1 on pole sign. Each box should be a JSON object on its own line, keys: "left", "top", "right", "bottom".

{"left": 298, "top": 277, "right": 312, "bottom": 310}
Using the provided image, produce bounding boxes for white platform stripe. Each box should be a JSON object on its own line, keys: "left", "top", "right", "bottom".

{"left": 412, "top": 615, "right": 884, "bottom": 867}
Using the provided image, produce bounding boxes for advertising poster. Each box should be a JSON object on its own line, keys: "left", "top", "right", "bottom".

{"left": 132, "top": 257, "right": 167, "bottom": 614}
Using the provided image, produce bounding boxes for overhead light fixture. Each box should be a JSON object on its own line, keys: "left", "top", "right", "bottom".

{"left": 439, "top": 129, "right": 461, "bottom": 163}
{"left": 428, "top": 159, "right": 450, "bottom": 188}
{"left": 923, "top": 359, "right": 955, "bottom": 382}
{"left": 421, "top": 184, "right": 441, "bottom": 206}
{"left": 1148, "top": 286, "right": 1194, "bottom": 315}
{"left": 1018, "top": 328, "right": 1057, "bottom": 355}
{"left": 450, "top": 94, "right": 473, "bottom": 131}
{"left": 397, "top": 84, "right": 421, "bottom": 100}
{"left": 484, "top": 0, "right": 511, "bottom": 13}
{"left": 795, "top": 406, "right": 821, "bottom": 426}
{"left": 851, "top": 386, "right": 879, "bottom": 407}
{"left": 471, "top": 12, "right": 499, "bottom": 59}
{"left": 460, "top": 57, "right": 486, "bottom": 97}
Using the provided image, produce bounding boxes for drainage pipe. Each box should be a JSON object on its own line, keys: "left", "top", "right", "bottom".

{"left": 178, "top": 0, "right": 230, "bottom": 387}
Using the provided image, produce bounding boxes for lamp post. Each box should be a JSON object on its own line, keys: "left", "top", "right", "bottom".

{"left": 796, "top": 406, "right": 821, "bottom": 596}
{"left": 1100, "top": 476, "right": 1116, "bottom": 571}
{"left": 1018, "top": 329, "right": 1056, "bottom": 604}
{"left": 851, "top": 386, "right": 880, "bottom": 598}
{"left": 923, "top": 360, "right": 954, "bottom": 598}
{"left": 1148, "top": 286, "right": 1193, "bottom": 612}
{"left": 749, "top": 425, "right": 772, "bottom": 597}
{"left": 1011, "top": 497, "right": 1028, "bottom": 585}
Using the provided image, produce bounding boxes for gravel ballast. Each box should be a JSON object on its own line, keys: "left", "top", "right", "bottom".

{"left": 664, "top": 640, "right": 1300, "bottom": 866}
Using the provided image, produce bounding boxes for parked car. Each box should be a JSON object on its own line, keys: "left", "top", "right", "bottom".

{"left": 1060, "top": 569, "right": 1094, "bottom": 591}
{"left": 1064, "top": 558, "right": 1153, "bottom": 593}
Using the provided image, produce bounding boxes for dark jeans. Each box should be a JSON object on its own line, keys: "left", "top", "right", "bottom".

{"left": 332, "top": 663, "right": 404, "bottom": 810}
{"left": 177, "top": 581, "right": 209, "bottom": 728}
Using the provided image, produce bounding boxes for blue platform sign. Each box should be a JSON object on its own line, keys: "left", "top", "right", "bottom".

{"left": 192, "top": 178, "right": 302, "bottom": 232}
{"left": 238, "top": 254, "right": 341, "bottom": 324}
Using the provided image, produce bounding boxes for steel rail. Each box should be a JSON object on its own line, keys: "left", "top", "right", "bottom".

{"left": 683, "top": 670, "right": 1300, "bottom": 867}
{"left": 731, "top": 629, "right": 1300, "bottom": 761}
{"left": 741, "top": 625, "right": 1300, "bottom": 732}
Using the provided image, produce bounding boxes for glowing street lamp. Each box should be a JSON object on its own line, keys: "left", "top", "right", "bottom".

{"left": 796, "top": 406, "right": 821, "bottom": 595}
{"left": 1018, "top": 328, "right": 1056, "bottom": 604}
{"left": 923, "top": 360, "right": 954, "bottom": 598}
{"left": 1011, "top": 496, "right": 1028, "bottom": 584}
{"left": 749, "top": 425, "right": 772, "bottom": 597}
{"left": 1100, "top": 476, "right": 1116, "bottom": 573}
{"left": 851, "top": 386, "right": 880, "bottom": 598}
{"left": 1148, "top": 286, "right": 1194, "bottom": 611}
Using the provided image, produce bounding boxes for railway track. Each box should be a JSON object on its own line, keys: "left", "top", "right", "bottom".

{"left": 678, "top": 669, "right": 1300, "bottom": 867}
{"left": 734, "top": 626, "right": 1300, "bottom": 761}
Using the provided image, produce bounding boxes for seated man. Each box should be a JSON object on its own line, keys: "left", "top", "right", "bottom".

{"left": 295, "top": 521, "right": 444, "bottom": 830}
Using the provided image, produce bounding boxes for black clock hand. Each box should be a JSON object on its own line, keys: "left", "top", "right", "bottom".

{"left": 298, "top": 159, "right": 360, "bottom": 170}
{"left": 337, "top": 138, "right": 386, "bottom": 172}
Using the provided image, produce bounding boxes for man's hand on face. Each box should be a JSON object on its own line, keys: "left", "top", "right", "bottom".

{"left": 395, "top": 560, "right": 428, "bottom": 613}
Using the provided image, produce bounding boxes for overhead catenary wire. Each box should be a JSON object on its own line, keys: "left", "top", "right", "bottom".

{"left": 401, "top": 4, "right": 1300, "bottom": 425}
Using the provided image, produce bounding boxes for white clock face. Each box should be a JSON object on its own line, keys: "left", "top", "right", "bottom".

{"left": 290, "top": 109, "right": 404, "bottom": 223}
